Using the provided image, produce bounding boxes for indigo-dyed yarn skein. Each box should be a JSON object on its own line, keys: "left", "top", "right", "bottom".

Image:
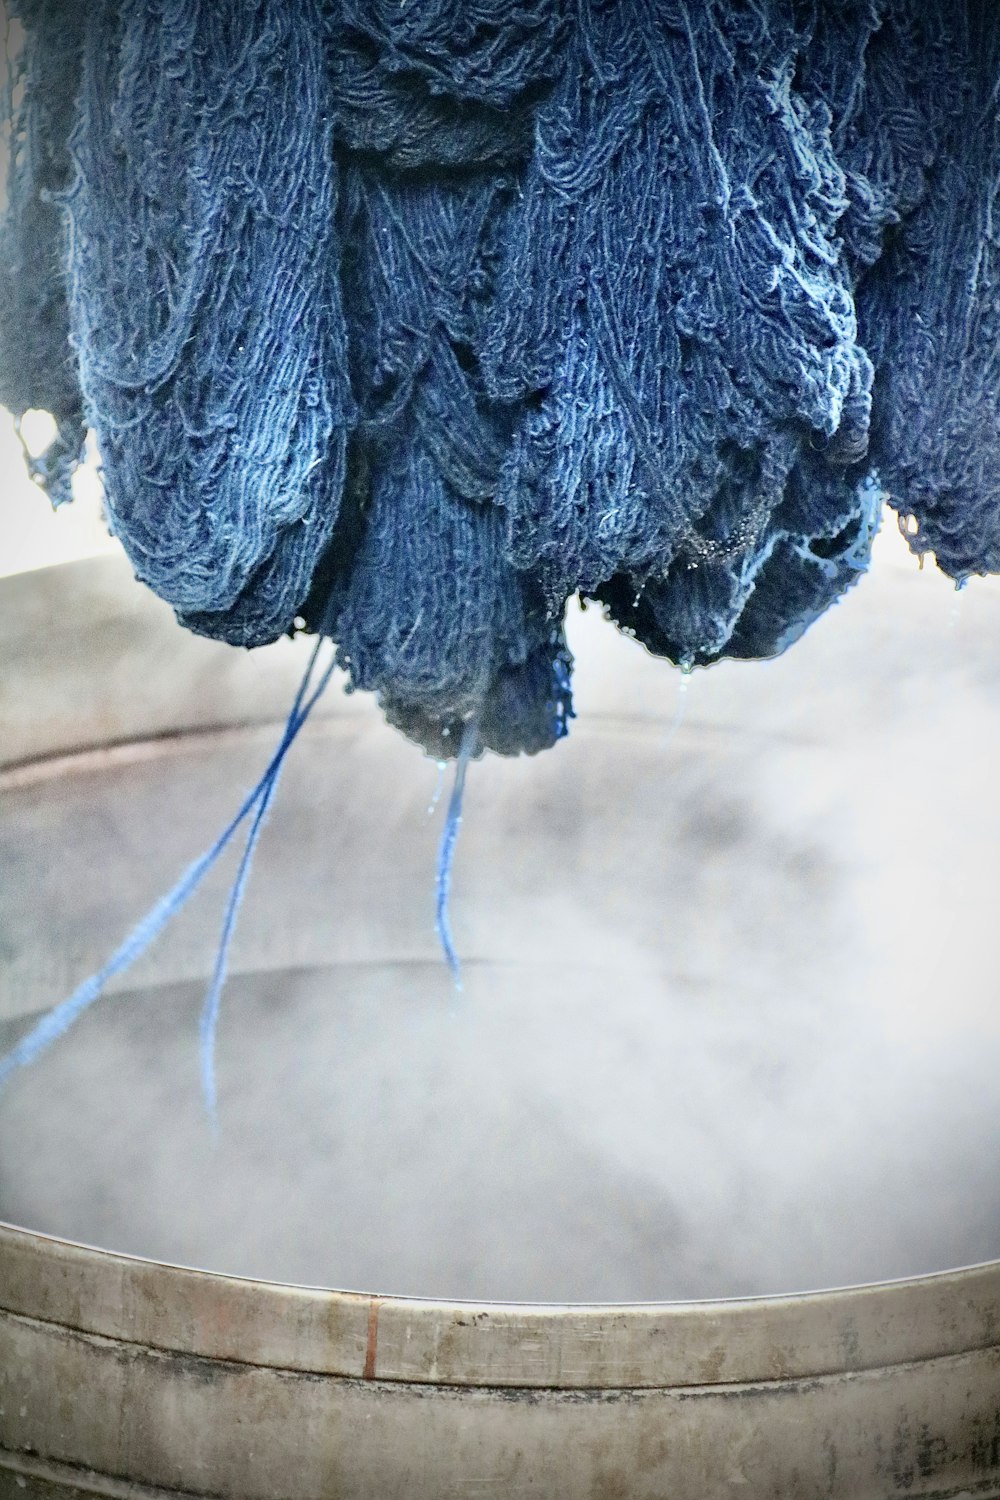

{"left": 9, "top": 0, "right": 1000, "bottom": 757}
{"left": 2, "top": 1, "right": 999, "bottom": 1102}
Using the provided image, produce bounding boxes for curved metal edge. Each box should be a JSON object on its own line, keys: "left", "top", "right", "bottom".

{"left": 4, "top": 1333, "right": 1000, "bottom": 1500}
{"left": 2, "top": 1221, "right": 999, "bottom": 1391}
{"left": 0, "top": 1449, "right": 206, "bottom": 1499}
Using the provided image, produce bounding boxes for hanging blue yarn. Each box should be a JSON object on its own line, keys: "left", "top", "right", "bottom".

{"left": 64, "top": 0, "right": 353, "bottom": 648}
{"left": 854, "top": 6, "right": 1000, "bottom": 582}
{"left": 197, "top": 642, "right": 339, "bottom": 1127}
{"left": 435, "top": 717, "right": 481, "bottom": 991}
{"left": 4, "top": 1, "right": 1000, "bottom": 755}
{"left": 0, "top": 643, "right": 336, "bottom": 1100}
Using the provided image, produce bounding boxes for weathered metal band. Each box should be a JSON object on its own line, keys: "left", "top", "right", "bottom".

{"left": 3, "top": 1222, "right": 999, "bottom": 1392}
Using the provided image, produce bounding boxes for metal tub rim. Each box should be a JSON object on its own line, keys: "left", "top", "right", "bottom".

{"left": 2, "top": 1219, "right": 998, "bottom": 1392}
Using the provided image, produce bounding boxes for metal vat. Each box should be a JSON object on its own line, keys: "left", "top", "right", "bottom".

{"left": 1, "top": 543, "right": 999, "bottom": 1497}
{"left": 2, "top": 1223, "right": 999, "bottom": 1499}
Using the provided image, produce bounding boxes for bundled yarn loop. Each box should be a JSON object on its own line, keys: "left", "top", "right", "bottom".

{"left": 3, "top": 0, "right": 999, "bottom": 756}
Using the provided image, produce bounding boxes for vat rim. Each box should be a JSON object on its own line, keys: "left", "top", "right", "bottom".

{"left": 2, "top": 1219, "right": 998, "bottom": 1391}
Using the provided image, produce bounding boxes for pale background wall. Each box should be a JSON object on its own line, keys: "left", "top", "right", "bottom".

{"left": 0, "top": 407, "right": 115, "bottom": 578}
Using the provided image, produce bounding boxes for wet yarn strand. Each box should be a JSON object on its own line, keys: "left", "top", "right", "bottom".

{"left": 5, "top": 3, "right": 1000, "bottom": 764}
{"left": 198, "top": 641, "right": 338, "bottom": 1129}
{"left": 0, "top": 642, "right": 336, "bottom": 1094}
{"left": 435, "top": 717, "right": 480, "bottom": 992}
{"left": 197, "top": 760, "right": 283, "bottom": 1132}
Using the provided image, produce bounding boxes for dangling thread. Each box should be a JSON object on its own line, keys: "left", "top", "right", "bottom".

{"left": 198, "top": 641, "right": 338, "bottom": 1129}
{"left": 0, "top": 641, "right": 336, "bottom": 1099}
{"left": 435, "top": 717, "right": 479, "bottom": 991}
{"left": 198, "top": 770, "right": 282, "bottom": 1134}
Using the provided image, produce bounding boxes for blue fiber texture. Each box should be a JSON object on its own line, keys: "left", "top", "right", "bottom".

{"left": 3, "top": 2, "right": 999, "bottom": 755}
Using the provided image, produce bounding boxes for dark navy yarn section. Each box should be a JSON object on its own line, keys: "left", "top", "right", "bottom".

{"left": 3, "top": 3, "right": 1000, "bottom": 754}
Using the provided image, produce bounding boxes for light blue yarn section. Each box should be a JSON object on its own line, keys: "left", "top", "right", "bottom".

{"left": 434, "top": 717, "right": 480, "bottom": 992}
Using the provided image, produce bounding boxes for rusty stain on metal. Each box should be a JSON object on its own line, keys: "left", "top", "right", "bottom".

{"left": 3, "top": 1225, "right": 1000, "bottom": 1498}
{"left": 364, "top": 1298, "right": 381, "bottom": 1380}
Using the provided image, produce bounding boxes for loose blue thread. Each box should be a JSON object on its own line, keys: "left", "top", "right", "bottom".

{"left": 0, "top": 642, "right": 336, "bottom": 1105}
{"left": 434, "top": 717, "right": 479, "bottom": 992}
{"left": 198, "top": 641, "right": 337, "bottom": 1129}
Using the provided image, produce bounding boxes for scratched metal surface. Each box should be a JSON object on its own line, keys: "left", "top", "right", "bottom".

{"left": 1, "top": 1262, "right": 999, "bottom": 1499}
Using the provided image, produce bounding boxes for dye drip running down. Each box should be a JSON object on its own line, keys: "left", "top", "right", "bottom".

{"left": 3, "top": 3, "right": 1000, "bottom": 1105}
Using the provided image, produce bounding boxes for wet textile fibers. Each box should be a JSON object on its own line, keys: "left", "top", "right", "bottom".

{"left": 2, "top": 1, "right": 999, "bottom": 757}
